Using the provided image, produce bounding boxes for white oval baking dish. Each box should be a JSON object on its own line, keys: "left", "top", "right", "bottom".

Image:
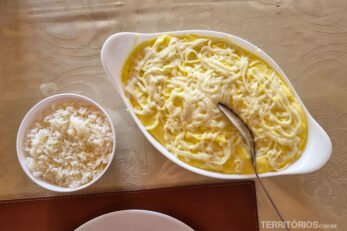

{"left": 101, "top": 30, "right": 332, "bottom": 179}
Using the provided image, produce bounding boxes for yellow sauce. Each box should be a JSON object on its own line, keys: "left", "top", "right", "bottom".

{"left": 121, "top": 34, "right": 308, "bottom": 174}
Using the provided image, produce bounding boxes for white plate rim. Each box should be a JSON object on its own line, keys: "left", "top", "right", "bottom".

{"left": 75, "top": 209, "right": 194, "bottom": 231}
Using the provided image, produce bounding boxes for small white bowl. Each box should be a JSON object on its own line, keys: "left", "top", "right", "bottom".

{"left": 101, "top": 30, "right": 332, "bottom": 179}
{"left": 16, "top": 93, "right": 116, "bottom": 192}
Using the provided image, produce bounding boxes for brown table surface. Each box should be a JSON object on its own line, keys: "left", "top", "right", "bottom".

{"left": 0, "top": 0, "right": 345, "bottom": 230}
{"left": 0, "top": 182, "right": 258, "bottom": 231}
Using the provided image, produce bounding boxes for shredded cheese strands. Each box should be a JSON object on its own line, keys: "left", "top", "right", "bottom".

{"left": 122, "top": 35, "right": 308, "bottom": 174}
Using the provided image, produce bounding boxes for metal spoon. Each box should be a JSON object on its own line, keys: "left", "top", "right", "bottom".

{"left": 218, "top": 103, "right": 290, "bottom": 231}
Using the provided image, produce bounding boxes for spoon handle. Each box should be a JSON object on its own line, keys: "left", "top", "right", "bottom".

{"left": 254, "top": 169, "right": 290, "bottom": 231}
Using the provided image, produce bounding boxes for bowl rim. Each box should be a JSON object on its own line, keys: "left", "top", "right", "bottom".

{"left": 100, "top": 30, "right": 332, "bottom": 179}
{"left": 16, "top": 93, "right": 116, "bottom": 192}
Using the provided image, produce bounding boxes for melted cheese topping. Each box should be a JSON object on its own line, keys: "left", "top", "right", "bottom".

{"left": 122, "top": 34, "right": 308, "bottom": 174}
